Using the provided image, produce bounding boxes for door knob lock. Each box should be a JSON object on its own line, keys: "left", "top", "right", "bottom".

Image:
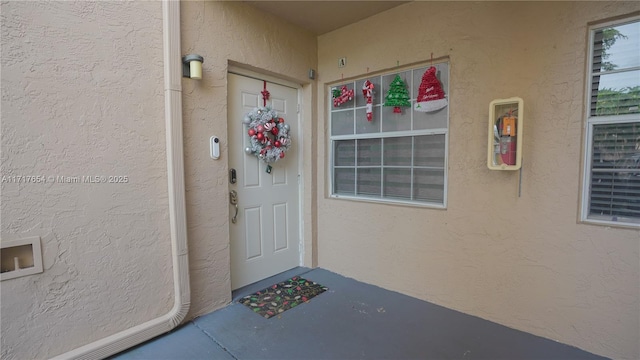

{"left": 230, "top": 190, "right": 238, "bottom": 224}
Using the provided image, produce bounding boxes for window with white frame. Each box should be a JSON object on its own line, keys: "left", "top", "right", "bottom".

{"left": 583, "top": 17, "right": 640, "bottom": 226}
{"left": 329, "top": 62, "right": 449, "bottom": 207}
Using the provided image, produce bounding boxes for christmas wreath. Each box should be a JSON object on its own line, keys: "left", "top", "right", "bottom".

{"left": 243, "top": 106, "right": 291, "bottom": 163}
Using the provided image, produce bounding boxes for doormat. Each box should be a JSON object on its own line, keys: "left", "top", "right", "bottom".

{"left": 238, "top": 276, "right": 328, "bottom": 319}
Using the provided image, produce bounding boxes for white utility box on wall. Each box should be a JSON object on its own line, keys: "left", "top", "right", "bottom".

{"left": 1, "top": 236, "right": 43, "bottom": 281}
{"left": 488, "top": 97, "right": 524, "bottom": 170}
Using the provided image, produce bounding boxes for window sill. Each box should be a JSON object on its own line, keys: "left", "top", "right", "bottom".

{"left": 330, "top": 193, "right": 446, "bottom": 210}
{"left": 581, "top": 214, "right": 640, "bottom": 229}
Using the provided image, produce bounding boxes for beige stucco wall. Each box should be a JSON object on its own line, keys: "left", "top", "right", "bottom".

{"left": 3, "top": 0, "right": 637, "bottom": 358}
{"left": 317, "top": 2, "right": 639, "bottom": 360}
{"left": 179, "top": 0, "right": 317, "bottom": 319}
{"left": 1, "top": 1, "right": 317, "bottom": 358}
{"left": 1, "top": 2, "right": 172, "bottom": 359}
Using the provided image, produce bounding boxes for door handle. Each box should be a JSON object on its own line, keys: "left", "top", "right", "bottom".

{"left": 230, "top": 190, "right": 238, "bottom": 224}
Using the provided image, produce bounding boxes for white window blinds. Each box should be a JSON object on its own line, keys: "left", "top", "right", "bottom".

{"left": 589, "top": 122, "right": 640, "bottom": 220}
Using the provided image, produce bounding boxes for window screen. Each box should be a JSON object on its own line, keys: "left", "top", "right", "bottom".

{"left": 584, "top": 18, "right": 640, "bottom": 225}
{"left": 330, "top": 63, "right": 449, "bottom": 207}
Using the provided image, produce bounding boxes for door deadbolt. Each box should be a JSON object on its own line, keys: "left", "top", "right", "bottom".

{"left": 230, "top": 168, "right": 237, "bottom": 184}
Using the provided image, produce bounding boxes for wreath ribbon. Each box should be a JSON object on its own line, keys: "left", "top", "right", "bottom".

{"left": 261, "top": 81, "right": 270, "bottom": 106}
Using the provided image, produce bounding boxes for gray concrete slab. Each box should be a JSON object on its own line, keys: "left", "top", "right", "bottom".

{"left": 114, "top": 267, "right": 608, "bottom": 360}
{"left": 111, "top": 322, "right": 234, "bottom": 360}
{"left": 196, "top": 268, "right": 607, "bottom": 360}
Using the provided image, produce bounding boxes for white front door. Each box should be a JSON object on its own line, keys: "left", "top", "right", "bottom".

{"left": 228, "top": 72, "right": 301, "bottom": 290}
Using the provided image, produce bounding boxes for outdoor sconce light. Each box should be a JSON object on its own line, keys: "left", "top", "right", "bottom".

{"left": 182, "top": 54, "right": 204, "bottom": 80}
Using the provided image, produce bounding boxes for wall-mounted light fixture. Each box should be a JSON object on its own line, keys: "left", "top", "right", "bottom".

{"left": 182, "top": 54, "right": 204, "bottom": 80}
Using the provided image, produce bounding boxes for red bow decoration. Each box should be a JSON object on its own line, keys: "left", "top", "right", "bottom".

{"left": 261, "top": 81, "right": 270, "bottom": 106}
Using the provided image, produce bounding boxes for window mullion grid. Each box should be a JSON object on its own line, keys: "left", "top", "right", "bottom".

{"left": 587, "top": 114, "right": 639, "bottom": 125}
{"left": 593, "top": 65, "right": 640, "bottom": 77}
{"left": 379, "top": 75, "right": 384, "bottom": 198}
{"left": 411, "top": 136, "right": 415, "bottom": 201}
{"left": 351, "top": 96, "right": 356, "bottom": 134}
{"left": 354, "top": 138, "right": 358, "bottom": 196}
{"left": 351, "top": 84, "right": 357, "bottom": 196}
{"left": 381, "top": 138, "right": 385, "bottom": 198}
{"left": 409, "top": 69, "right": 415, "bottom": 201}
{"left": 582, "top": 123, "right": 595, "bottom": 220}
{"left": 331, "top": 139, "right": 335, "bottom": 195}
{"left": 380, "top": 137, "right": 384, "bottom": 197}
{"left": 346, "top": 89, "right": 354, "bottom": 196}
{"left": 330, "top": 63, "right": 449, "bottom": 207}
{"left": 410, "top": 69, "right": 415, "bottom": 131}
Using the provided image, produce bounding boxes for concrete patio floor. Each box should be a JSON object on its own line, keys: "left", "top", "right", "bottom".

{"left": 112, "top": 267, "right": 607, "bottom": 360}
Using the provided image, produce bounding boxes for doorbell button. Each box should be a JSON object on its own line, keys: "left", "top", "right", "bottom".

{"left": 211, "top": 136, "right": 220, "bottom": 159}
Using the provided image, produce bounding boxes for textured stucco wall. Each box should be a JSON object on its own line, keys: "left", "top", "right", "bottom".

{"left": 1, "top": 1, "right": 317, "bottom": 358}
{"left": 1, "top": 1, "right": 172, "bottom": 359}
{"left": 317, "top": 2, "right": 640, "bottom": 359}
{"left": 180, "top": 1, "right": 317, "bottom": 319}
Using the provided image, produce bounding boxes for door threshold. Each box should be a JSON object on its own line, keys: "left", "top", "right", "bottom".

{"left": 231, "top": 266, "right": 312, "bottom": 301}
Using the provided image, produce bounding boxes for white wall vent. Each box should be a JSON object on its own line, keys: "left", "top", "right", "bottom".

{"left": 1, "top": 236, "right": 43, "bottom": 281}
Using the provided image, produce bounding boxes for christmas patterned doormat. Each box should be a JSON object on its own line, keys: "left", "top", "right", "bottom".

{"left": 238, "top": 276, "right": 328, "bottom": 319}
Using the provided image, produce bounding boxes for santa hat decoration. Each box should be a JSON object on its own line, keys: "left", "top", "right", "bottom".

{"left": 414, "top": 66, "right": 448, "bottom": 112}
{"left": 362, "top": 80, "right": 374, "bottom": 121}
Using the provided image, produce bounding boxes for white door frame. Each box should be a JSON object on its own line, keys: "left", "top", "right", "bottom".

{"left": 227, "top": 65, "right": 305, "bottom": 284}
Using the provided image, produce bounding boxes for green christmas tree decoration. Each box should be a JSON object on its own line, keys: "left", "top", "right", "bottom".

{"left": 384, "top": 74, "right": 411, "bottom": 113}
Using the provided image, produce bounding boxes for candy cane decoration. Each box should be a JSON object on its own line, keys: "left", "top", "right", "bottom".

{"left": 362, "top": 80, "right": 374, "bottom": 121}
